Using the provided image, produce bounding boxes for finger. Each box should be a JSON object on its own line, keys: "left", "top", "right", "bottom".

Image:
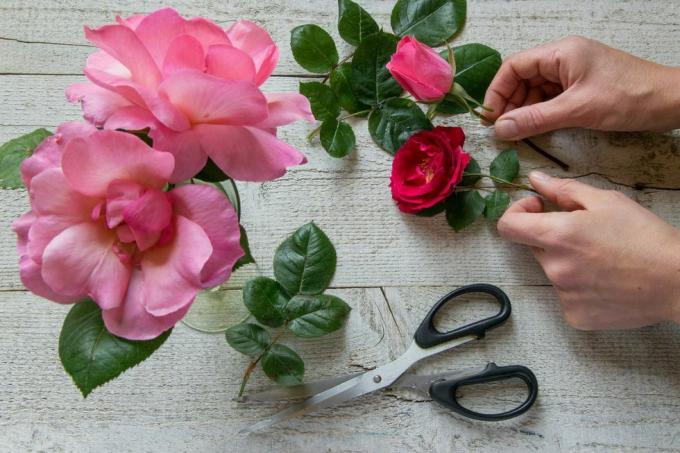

{"left": 504, "top": 195, "right": 544, "bottom": 215}
{"left": 497, "top": 197, "right": 575, "bottom": 247}
{"left": 540, "top": 83, "right": 563, "bottom": 99}
{"left": 493, "top": 93, "right": 580, "bottom": 140}
{"left": 508, "top": 81, "right": 528, "bottom": 109}
{"left": 529, "top": 171, "right": 609, "bottom": 210}
{"left": 482, "top": 44, "right": 564, "bottom": 121}
{"left": 523, "top": 87, "right": 544, "bottom": 106}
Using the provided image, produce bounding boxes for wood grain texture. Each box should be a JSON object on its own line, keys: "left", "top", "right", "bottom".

{"left": 2, "top": 0, "right": 680, "bottom": 76}
{"left": 3, "top": 287, "right": 680, "bottom": 452}
{"left": 2, "top": 0, "right": 680, "bottom": 451}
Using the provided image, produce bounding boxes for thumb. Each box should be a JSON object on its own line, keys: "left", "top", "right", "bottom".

{"left": 494, "top": 95, "right": 578, "bottom": 140}
{"left": 529, "top": 171, "right": 607, "bottom": 211}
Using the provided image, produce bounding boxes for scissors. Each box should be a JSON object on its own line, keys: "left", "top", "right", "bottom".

{"left": 240, "top": 283, "right": 538, "bottom": 433}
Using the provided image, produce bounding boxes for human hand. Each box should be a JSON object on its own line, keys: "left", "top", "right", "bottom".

{"left": 497, "top": 171, "right": 680, "bottom": 330}
{"left": 483, "top": 36, "right": 680, "bottom": 140}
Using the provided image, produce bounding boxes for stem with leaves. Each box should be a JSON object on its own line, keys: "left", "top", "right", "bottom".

{"left": 306, "top": 108, "right": 374, "bottom": 141}
{"left": 321, "top": 51, "right": 355, "bottom": 84}
{"left": 237, "top": 328, "right": 287, "bottom": 398}
{"left": 463, "top": 173, "right": 538, "bottom": 193}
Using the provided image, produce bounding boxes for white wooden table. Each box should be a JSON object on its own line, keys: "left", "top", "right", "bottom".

{"left": 3, "top": 1, "right": 680, "bottom": 451}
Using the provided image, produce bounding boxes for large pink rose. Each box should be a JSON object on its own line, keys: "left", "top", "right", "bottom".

{"left": 386, "top": 36, "right": 453, "bottom": 103}
{"left": 66, "top": 7, "right": 313, "bottom": 182}
{"left": 12, "top": 123, "right": 243, "bottom": 340}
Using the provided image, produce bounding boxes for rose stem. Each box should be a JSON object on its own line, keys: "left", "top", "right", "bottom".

{"left": 521, "top": 138, "right": 569, "bottom": 171}
{"left": 237, "top": 328, "right": 287, "bottom": 398}
{"left": 473, "top": 110, "right": 570, "bottom": 171}
{"left": 464, "top": 173, "right": 539, "bottom": 194}
{"left": 322, "top": 52, "right": 355, "bottom": 83}
{"left": 306, "top": 109, "right": 374, "bottom": 141}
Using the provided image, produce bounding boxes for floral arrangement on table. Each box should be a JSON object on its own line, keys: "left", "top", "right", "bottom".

{"left": 292, "top": 0, "right": 564, "bottom": 230}
{"left": 0, "top": 8, "right": 348, "bottom": 397}
{"left": 0, "top": 0, "right": 562, "bottom": 398}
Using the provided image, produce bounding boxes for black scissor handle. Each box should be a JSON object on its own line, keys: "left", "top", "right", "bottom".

{"left": 414, "top": 284, "right": 511, "bottom": 349}
{"left": 429, "top": 362, "right": 538, "bottom": 421}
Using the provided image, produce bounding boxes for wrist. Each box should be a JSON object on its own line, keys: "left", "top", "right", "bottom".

{"left": 644, "top": 65, "right": 680, "bottom": 131}
{"left": 662, "top": 231, "right": 680, "bottom": 325}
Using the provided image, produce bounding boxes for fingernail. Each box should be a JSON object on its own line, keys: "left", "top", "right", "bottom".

{"left": 530, "top": 170, "right": 551, "bottom": 182}
{"left": 494, "top": 118, "right": 519, "bottom": 139}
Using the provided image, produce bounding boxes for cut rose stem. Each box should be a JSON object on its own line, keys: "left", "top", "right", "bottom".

{"left": 237, "top": 328, "right": 288, "bottom": 398}
{"left": 475, "top": 111, "right": 570, "bottom": 171}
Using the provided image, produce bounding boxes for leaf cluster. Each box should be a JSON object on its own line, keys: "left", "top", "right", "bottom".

{"left": 225, "top": 222, "right": 351, "bottom": 394}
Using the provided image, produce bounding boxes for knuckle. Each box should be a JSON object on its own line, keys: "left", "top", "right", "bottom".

{"left": 545, "top": 230, "right": 570, "bottom": 248}
{"left": 555, "top": 179, "right": 580, "bottom": 205}
{"left": 562, "top": 35, "right": 591, "bottom": 49}
{"left": 544, "top": 261, "right": 578, "bottom": 288}
{"left": 604, "top": 190, "right": 628, "bottom": 203}
{"left": 522, "top": 106, "right": 548, "bottom": 130}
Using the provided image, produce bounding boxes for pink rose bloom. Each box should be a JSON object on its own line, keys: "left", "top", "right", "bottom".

{"left": 386, "top": 36, "right": 454, "bottom": 103}
{"left": 12, "top": 123, "right": 243, "bottom": 340}
{"left": 66, "top": 7, "right": 313, "bottom": 182}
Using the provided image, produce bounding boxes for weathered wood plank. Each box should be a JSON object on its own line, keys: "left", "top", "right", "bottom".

{"left": 1, "top": 0, "right": 680, "bottom": 75}
{"left": 2, "top": 74, "right": 680, "bottom": 188}
{"left": 2, "top": 287, "right": 680, "bottom": 452}
{"left": 3, "top": 0, "right": 680, "bottom": 450}
{"left": 5, "top": 167, "right": 680, "bottom": 291}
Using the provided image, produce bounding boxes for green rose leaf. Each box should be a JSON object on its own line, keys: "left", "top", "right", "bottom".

{"left": 338, "top": 0, "right": 380, "bottom": 46}
{"left": 368, "top": 98, "right": 432, "bottom": 155}
{"left": 59, "top": 300, "right": 171, "bottom": 398}
{"left": 225, "top": 323, "right": 272, "bottom": 357}
{"left": 300, "top": 82, "right": 341, "bottom": 122}
{"left": 196, "top": 158, "right": 230, "bottom": 182}
{"left": 351, "top": 32, "right": 403, "bottom": 106}
{"left": 415, "top": 202, "right": 446, "bottom": 217}
{"left": 391, "top": 0, "right": 467, "bottom": 47}
{"left": 0, "top": 128, "right": 52, "bottom": 189}
{"left": 445, "top": 190, "right": 485, "bottom": 232}
{"left": 484, "top": 191, "right": 511, "bottom": 220}
{"left": 233, "top": 225, "right": 256, "bottom": 272}
{"left": 320, "top": 119, "right": 356, "bottom": 158}
{"left": 490, "top": 149, "right": 520, "bottom": 183}
{"left": 261, "top": 344, "right": 305, "bottom": 385}
{"left": 274, "top": 222, "right": 337, "bottom": 296}
{"left": 437, "top": 44, "right": 502, "bottom": 114}
{"left": 330, "top": 63, "right": 370, "bottom": 114}
{"left": 243, "top": 277, "right": 289, "bottom": 328}
{"left": 461, "top": 157, "right": 481, "bottom": 186}
{"left": 285, "top": 294, "right": 352, "bottom": 338}
{"left": 291, "top": 24, "right": 339, "bottom": 74}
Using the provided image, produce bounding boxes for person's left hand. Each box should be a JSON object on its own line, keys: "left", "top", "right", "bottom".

{"left": 497, "top": 171, "right": 680, "bottom": 330}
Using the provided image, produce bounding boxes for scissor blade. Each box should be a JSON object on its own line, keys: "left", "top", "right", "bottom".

{"left": 240, "top": 373, "right": 372, "bottom": 433}
{"left": 241, "top": 372, "right": 363, "bottom": 402}
{"left": 241, "top": 349, "right": 418, "bottom": 434}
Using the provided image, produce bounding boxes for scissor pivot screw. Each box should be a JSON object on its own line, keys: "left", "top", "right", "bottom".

{"left": 373, "top": 375, "right": 382, "bottom": 383}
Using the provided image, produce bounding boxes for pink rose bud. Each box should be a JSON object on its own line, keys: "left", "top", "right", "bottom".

{"left": 386, "top": 36, "right": 454, "bottom": 103}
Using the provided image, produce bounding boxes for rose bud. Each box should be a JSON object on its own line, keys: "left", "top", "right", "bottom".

{"left": 386, "top": 36, "right": 454, "bottom": 102}
{"left": 390, "top": 126, "right": 471, "bottom": 214}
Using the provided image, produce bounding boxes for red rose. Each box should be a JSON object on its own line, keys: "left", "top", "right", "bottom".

{"left": 390, "top": 126, "right": 471, "bottom": 214}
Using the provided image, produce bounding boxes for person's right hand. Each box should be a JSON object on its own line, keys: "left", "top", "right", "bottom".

{"left": 483, "top": 36, "right": 680, "bottom": 140}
